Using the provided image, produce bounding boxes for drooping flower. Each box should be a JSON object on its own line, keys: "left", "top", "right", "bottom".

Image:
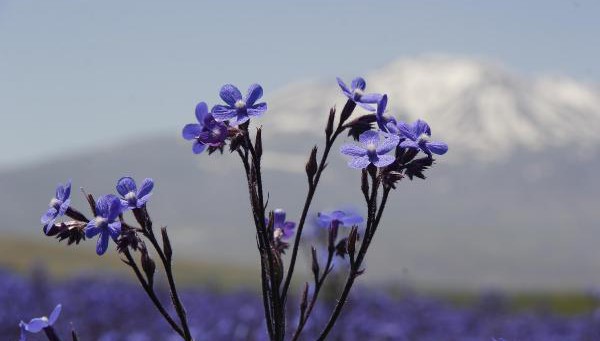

{"left": 19, "top": 304, "right": 61, "bottom": 341}
{"left": 336, "top": 77, "right": 382, "bottom": 111}
{"left": 394, "top": 119, "right": 448, "bottom": 156}
{"left": 374, "top": 95, "right": 397, "bottom": 133}
{"left": 340, "top": 130, "right": 399, "bottom": 169}
{"left": 182, "top": 102, "right": 228, "bottom": 154}
{"left": 317, "top": 210, "right": 364, "bottom": 228}
{"left": 266, "top": 209, "right": 296, "bottom": 240}
{"left": 116, "top": 177, "right": 154, "bottom": 210}
{"left": 211, "top": 84, "right": 267, "bottom": 125}
{"left": 85, "top": 194, "right": 122, "bottom": 256}
{"left": 41, "top": 180, "right": 72, "bottom": 235}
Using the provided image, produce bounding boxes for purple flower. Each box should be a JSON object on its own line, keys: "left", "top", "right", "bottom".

{"left": 41, "top": 180, "right": 71, "bottom": 235}
{"left": 211, "top": 84, "right": 267, "bottom": 125}
{"left": 374, "top": 95, "right": 397, "bottom": 133}
{"left": 19, "top": 304, "right": 61, "bottom": 341}
{"left": 317, "top": 210, "right": 364, "bottom": 228}
{"left": 116, "top": 177, "right": 154, "bottom": 210}
{"left": 340, "top": 130, "right": 399, "bottom": 169}
{"left": 84, "top": 194, "right": 122, "bottom": 256}
{"left": 266, "top": 209, "right": 296, "bottom": 240}
{"left": 336, "top": 77, "right": 382, "bottom": 111}
{"left": 182, "top": 102, "right": 228, "bottom": 154}
{"left": 394, "top": 119, "right": 448, "bottom": 156}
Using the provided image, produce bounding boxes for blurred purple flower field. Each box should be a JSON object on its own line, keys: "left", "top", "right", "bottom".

{"left": 4, "top": 269, "right": 600, "bottom": 341}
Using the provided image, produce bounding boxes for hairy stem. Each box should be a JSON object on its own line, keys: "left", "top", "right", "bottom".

{"left": 316, "top": 179, "right": 391, "bottom": 340}
{"left": 123, "top": 248, "right": 184, "bottom": 338}
{"left": 137, "top": 209, "right": 193, "bottom": 341}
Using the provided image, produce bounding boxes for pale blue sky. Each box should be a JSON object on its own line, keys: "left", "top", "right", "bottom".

{"left": 1, "top": 0, "right": 598, "bottom": 168}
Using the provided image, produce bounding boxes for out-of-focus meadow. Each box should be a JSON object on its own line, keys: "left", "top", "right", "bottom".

{"left": 2, "top": 1, "right": 600, "bottom": 340}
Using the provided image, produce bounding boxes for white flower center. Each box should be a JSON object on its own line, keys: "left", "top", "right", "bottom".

{"left": 418, "top": 133, "right": 430, "bottom": 142}
{"left": 212, "top": 127, "right": 222, "bottom": 137}
{"left": 235, "top": 100, "right": 246, "bottom": 109}
{"left": 366, "top": 142, "right": 377, "bottom": 154}
{"left": 125, "top": 191, "right": 137, "bottom": 201}
{"left": 274, "top": 228, "right": 284, "bottom": 240}
{"left": 352, "top": 88, "right": 364, "bottom": 97}
{"left": 49, "top": 197, "right": 61, "bottom": 208}
{"left": 94, "top": 216, "right": 108, "bottom": 226}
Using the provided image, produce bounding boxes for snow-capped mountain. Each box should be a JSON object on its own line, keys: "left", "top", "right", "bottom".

{"left": 264, "top": 56, "right": 600, "bottom": 162}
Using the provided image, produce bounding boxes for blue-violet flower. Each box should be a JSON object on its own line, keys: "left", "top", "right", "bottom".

{"left": 19, "top": 304, "right": 61, "bottom": 341}
{"left": 394, "top": 119, "right": 448, "bottom": 156}
{"left": 266, "top": 209, "right": 296, "bottom": 240}
{"left": 211, "top": 84, "right": 267, "bottom": 125}
{"left": 182, "top": 102, "right": 228, "bottom": 154}
{"left": 41, "top": 180, "right": 71, "bottom": 234}
{"left": 337, "top": 77, "right": 382, "bottom": 111}
{"left": 116, "top": 177, "right": 154, "bottom": 210}
{"left": 85, "top": 194, "right": 122, "bottom": 255}
{"left": 317, "top": 210, "right": 364, "bottom": 228}
{"left": 340, "top": 130, "right": 399, "bottom": 169}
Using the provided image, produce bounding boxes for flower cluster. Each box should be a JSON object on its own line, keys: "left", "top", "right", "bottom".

{"left": 40, "top": 177, "right": 154, "bottom": 256}
{"left": 182, "top": 84, "right": 268, "bottom": 154}
{"left": 338, "top": 76, "right": 448, "bottom": 172}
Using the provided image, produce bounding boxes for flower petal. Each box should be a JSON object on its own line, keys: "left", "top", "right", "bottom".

{"left": 48, "top": 304, "right": 62, "bottom": 325}
{"left": 372, "top": 154, "right": 395, "bottom": 168}
{"left": 358, "top": 130, "right": 380, "bottom": 146}
{"left": 376, "top": 94, "right": 387, "bottom": 115}
{"left": 273, "top": 209, "right": 286, "bottom": 227}
{"left": 336, "top": 77, "right": 351, "bottom": 95}
{"left": 106, "top": 195, "right": 123, "bottom": 222}
{"left": 414, "top": 119, "right": 431, "bottom": 137}
{"left": 41, "top": 208, "right": 57, "bottom": 225}
{"left": 58, "top": 199, "right": 71, "bottom": 216}
{"left": 282, "top": 221, "right": 296, "bottom": 236}
{"left": 96, "top": 231, "right": 110, "bottom": 255}
{"left": 396, "top": 121, "right": 417, "bottom": 141}
{"left": 376, "top": 134, "right": 400, "bottom": 155}
{"left": 211, "top": 105, "right": 236, "bottom": 122}
{"left": 248, "top": 102, "right": 267, "bottom": 116}
{"left": 340, "top": 144, "right": 367, "bottom": 157}
{"left": 23, "top": 318, "right": 47, "bottom": 332}
{"left": 182, "top": 124, "right": 202, "bottom": 140}
{"left": 192, "top": 141, "right": 207, "bottom": 154}
{"left": 219, "top": 84, "right": 242, "bottom": 106}
{"left": 359, "top": 93, "right": 382, "bottom": 104}
{"left": 85, "top": 220, "right": 100, "bottom": 238}
{"left": 108, "top": 222, "right": 121, "bottom": 241}
{"left": 426, "top": 141, "right": 448, "bottom": 155}
{"left": 229, "top": 113, "right": 251, "bottom": 125}
{"left": 351, "top": 77, "right": 366, "bottom": 91}
{"left": 116, "top": 177, "right": 137, "bottom": 197}
{"left": 245, "top": 84, "right": 263, "bottom": 106}
{"left": 195, "top": 102, "right": 210, "bottom": 123}
{"left": 317, "top": 213, "right": 332, "bottom": 228}
{"left": 62, "top": 180, "right": 72, "bottom": 201}
{"left": 340, "top": 214, "right": 364, "bottom": 226}
{"left": 138, "top": 178, "right": 154, "bottom": 199}
{"left": 348, "top": 155, "right": 371, "bottom": 169}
